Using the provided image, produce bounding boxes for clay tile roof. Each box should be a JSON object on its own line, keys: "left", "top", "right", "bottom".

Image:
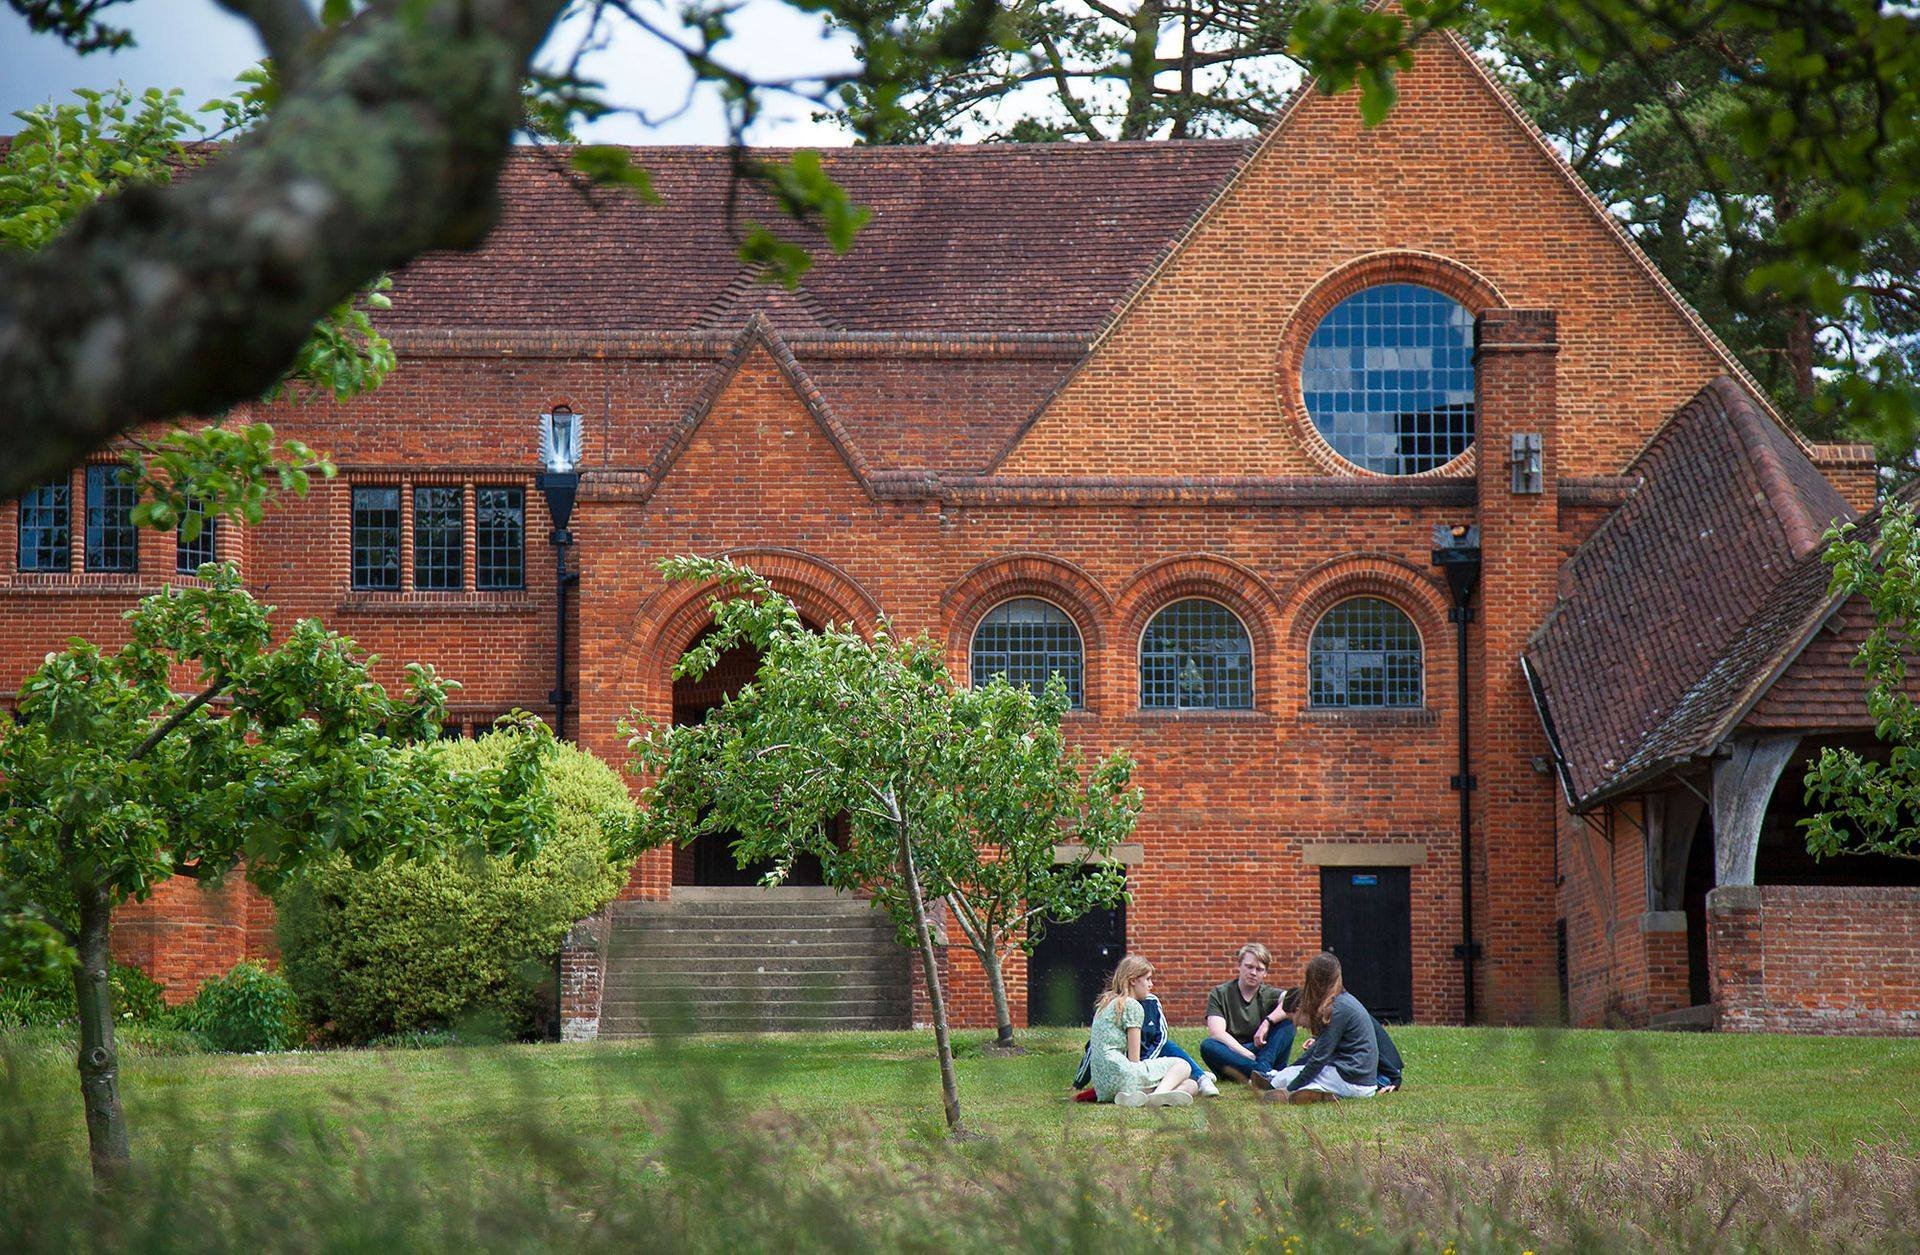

{"left": 381, "top": 141, "right": 1252, "bottom": 336}
{"left": 1525, "top": 377, "right": 1854, "bottom": 807}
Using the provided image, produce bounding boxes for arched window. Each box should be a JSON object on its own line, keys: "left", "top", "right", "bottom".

{"left": 970, "top": 598, "right": 1084, "bottom": 707}
{"left": 1308, "top": 597, "right": 1423, "bottom": 708}
{"left": 1302, "top": 283, "right": 1476, "bottom": 475}
{"left": 1140, "top": 599, "right": 1253, "bottom": 710}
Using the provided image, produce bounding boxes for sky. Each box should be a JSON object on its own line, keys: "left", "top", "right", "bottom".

{"left": 0, "top": 1, "right": 861, "bottom": 146}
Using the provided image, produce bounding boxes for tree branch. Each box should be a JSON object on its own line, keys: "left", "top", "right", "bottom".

{"left": 212, "top": 0, "right": 319, "bottom": 78}
{"left": 0, "top": 0, "right": 569, "bottom": 503}
{"left": 129, "top": 676, "right": 227, "bottom": 762}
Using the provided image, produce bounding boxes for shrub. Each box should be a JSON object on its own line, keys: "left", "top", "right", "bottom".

{"left": 175, "top": 960, "right": 299, "bottom": 1053}
{"left": 277, "top": 734, "right": 635, "bottom": 1044}
{"left": 0, "top": 960, "right": 167, "bottom": 1030}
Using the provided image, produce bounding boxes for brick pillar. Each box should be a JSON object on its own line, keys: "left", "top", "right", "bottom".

{"left": 1473, "top": 308, "right": 1562, "bottom": 1023}
{"left": 559, "top": 910, "right": 610, "bottom": 1041}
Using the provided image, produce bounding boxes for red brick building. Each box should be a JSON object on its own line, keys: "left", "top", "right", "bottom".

{"left": 8, "top": 31, "right": 1917, "bottom": 1035}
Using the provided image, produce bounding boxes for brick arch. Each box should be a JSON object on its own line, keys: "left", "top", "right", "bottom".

{"left": 1280, "top": 553, "right": 1453, "bottom": 711}
{"left": 943, "top": 554, "right": 1111, "bottom": 708}
{"left": 1276, "top": 250, "right": 1508, "bottom": 480}
{"left": 1116, "top": 555, "right": 1282, "bottom": 711}
{"left": 621, "top": 548, "right": 882, "bottom": 709}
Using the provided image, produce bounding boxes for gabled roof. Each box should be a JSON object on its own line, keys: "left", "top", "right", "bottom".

{"left": 645, "top": 315, "right": 877, "bottom": 495}
{"left": 381, "top": 142, "right": 1250, "bottom": 336}
{"left": 1525, "top": 378, "right": 1853, "bottom": 808}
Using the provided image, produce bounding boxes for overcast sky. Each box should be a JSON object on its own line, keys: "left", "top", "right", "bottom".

{"left": 0, "top": 1, "right": 861, "bottom": 146}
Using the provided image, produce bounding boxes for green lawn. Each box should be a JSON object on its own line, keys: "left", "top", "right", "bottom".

{"left": 10, "top": 1023, "right": 1919, "bottom": 1162}
{"left": 8, "top": 1025, "right": 1920, "bottom": 1250}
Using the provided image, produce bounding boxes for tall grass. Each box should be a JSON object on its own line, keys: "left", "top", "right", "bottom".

{"left": 3, "top": 1028, "right": 1917, "bottom": 1252}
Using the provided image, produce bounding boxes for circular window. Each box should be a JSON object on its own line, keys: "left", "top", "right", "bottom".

{"left": 1302, "top": 283, "right": 1476, "bottom": 475}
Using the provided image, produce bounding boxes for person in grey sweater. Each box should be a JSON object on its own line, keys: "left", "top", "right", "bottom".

{"left": 1263, "top": 952, "right": 1382, "bottom": 1104}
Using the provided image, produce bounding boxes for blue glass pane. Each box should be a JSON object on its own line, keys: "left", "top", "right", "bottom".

{"left": 1308, "top": 598, "right": 1422, "bottom": 708}
{"left": 1302, "top": 284, "right": 1475, "bottom": 475}
{"left": 1140, "top": 599, "right": 1253, "bottom": 709}
{"left": 971, "top": 597, "right": 1082, "bottom": 706}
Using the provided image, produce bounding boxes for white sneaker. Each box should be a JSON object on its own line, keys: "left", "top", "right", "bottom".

{"left": 1145, "top": 1089, "right": 1194, "bottom": 1107}
{"left": 1196, "top": 1074, "right": 1220, "bottom": 1098}
{"left": 1114, "top": 1089, "right": 1149, "bottom": 1108}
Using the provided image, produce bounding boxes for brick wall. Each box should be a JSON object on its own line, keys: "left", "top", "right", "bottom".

{"left": 0, "top": 29, "right": 1804, "bottom": 1033}
{"left": 1708, "top": 885, "right": 1920, "bottom": 1035}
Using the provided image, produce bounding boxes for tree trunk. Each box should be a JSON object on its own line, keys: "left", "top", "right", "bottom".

{"left": 1119, "top": 0, "right": 1164, "bottom": 139}
{"left": 1787, "top": 304, "right": 1817, "bottom": 405}
{"left": 896, "top": 820, "right": 964, "bottom": 1134}
{"left": 980, "top": 942, "right": 1016, "bottom": 1048}
{"left": 73, "top": 887, "right": 131, "bottom": 1182}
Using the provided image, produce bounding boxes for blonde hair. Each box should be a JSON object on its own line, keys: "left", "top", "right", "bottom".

{"left": 1093, "top": 954, "right": 1154, "bottom": 1026}
{"left": 1236, "top": 942, "right": 1271, "bottom": 969}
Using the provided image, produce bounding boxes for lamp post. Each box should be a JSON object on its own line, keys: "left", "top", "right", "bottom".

{"left": 1431, "top": 522, "right": 1483, "bottom": 1024}
{"left": 537, "top": 405, "right": 582, "bottom": 739}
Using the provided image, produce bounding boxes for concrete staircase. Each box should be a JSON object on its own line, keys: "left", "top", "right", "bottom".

{"left": 598, "top": 888, "right": 912, "bottom": 1036}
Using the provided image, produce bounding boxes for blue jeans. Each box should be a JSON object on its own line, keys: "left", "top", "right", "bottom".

{"left": 1199, "top": 1021, "right": 1296, "bottom": 1079}
{"left": 1157, "top": 1038, "right": 1207, "bottom": 1083}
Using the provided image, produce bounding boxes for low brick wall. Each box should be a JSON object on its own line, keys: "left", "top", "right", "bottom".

{"left": 1708, "top": 885, "right": 1920, "bottom": 1035}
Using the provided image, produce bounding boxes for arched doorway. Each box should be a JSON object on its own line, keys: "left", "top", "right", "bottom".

{"left": 670, "top": 626, "right": 826, "bottom": 887}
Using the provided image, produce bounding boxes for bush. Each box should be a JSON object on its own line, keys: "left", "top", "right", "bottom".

{"left": 175, "top": 960, "right": 299, "bottom": 1053}
{"left": 0, "top": 960, "right": 167, "bottom": 1030}
{"left": 277, "top": 734, "right": 635, "bottom": 1044}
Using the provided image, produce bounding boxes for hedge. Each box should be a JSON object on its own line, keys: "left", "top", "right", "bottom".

{"left": 276, "top": 733, "right": 635, "bottom": 1043}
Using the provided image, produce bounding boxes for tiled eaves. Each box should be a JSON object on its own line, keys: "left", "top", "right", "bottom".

{"left": 383, "top": 328, "right": 1088, "bottom": 362}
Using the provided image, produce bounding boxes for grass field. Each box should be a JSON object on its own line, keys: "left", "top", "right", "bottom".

{"left": 7, "top": 1024, "right": 1920, "bottom": 1251}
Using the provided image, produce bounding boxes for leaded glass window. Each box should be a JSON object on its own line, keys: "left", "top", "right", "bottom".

{"left": 18, "top": 478, "right": 69, "bottom": 572}
{"left": 1140, "top": 598, "right": 1253, "bottom": 710}
{"left": 970, "top": 598, "right": 1083, "bottom": 707}
{"left": 1309, "top": 597, "right": 1423, "bottom": 708}
{"left": 1302, "top": 283, "right": 1476, "bottom": 475}
{"left": 351, "top": 486, "right": 401, "bottom": 591}
{"left": 84, "top": 465, "right": 138, "bottom": 573}
{"left": 176, "top": 499, "right": 216, "bottom": 574}
{"left": 413, "top": 485, "right": 463, "bottom": 591}
{"left": 475, "top": 486, "right": 524, "bottom": 591}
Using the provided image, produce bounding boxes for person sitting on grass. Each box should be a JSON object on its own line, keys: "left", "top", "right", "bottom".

{"left": 1268, "top": 985, "right": 1405, "bottom": 1093}
{"left": 1263, "top": 952, "right": 1381, "bottom": 1104}
{"left": 1072, "top": 988, "right": 1221, "bottom": 1099}
{"left": 1089, "top": 954, "right": 1200, "bottom": 1108}
{"left": 1199, "top": 942, "right": 1296, "bottom": 1090}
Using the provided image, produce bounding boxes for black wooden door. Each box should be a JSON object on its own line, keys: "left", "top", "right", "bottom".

{"left": 1026, "top": 888, "right": 1126, "bottom": 1027}
{"left": 1319, "top": 866, "right": 1414, "bottom": 1023}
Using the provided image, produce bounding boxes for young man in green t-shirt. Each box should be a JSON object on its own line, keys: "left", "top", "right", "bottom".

{"left": 1199, "top": 942, "right": 1296, "bottom": 1088}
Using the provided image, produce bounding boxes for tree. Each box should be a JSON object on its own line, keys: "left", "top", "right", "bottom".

{"left": 0, "top": 0, "right": 1000, "bottom": 509}
{"left": 0, "top": 565, "right": 557, "bottom": 1180}
{"left": 839, "top": 0, "right": 1308, "bottom": 141}
{"left": 914, "top": 675, "right": 1136, "bottom": 1049}
{"left": 1802, "top": 498, "right": 1920, "bottom": 864}
{"left": 0, "top": 75, "right": 393, "bottom": 537}
{"left": 623, "top": 559, "right": 1131, "bottom": 1132}
{"left": 1465, "top": 19, "right": 1920, "bottom": 460}
{"left": 1289, "top": 0, "right": 1920, "bottom": 454}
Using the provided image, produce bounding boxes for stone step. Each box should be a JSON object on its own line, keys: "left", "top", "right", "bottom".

{"left": 610, "top": 924, "right": 895, "bottom": 943}
{"left": 607, "top": 940, "right": 901, "bottom": 962}
{"left": 611, "top": 915, "right": 894, "bottom": 935}
{"left": 597, "top": 1013, "right": 910, "bottom": 1036}
{"left": 606, "top": 978, "right": 906, "bottom": 997}
{"left": 602, "top": 996, "right": 910, "bottom": 1017}
{"left": 614, "top": 899, "right": 885, "bottom": 919}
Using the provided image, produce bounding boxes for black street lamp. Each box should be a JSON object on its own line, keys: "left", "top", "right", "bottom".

{"left": 1431, "top": 522, "right": 1483, "bottom": 1024}
{"left": 537, "top": 405, "right": 582, "bottom": 739}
